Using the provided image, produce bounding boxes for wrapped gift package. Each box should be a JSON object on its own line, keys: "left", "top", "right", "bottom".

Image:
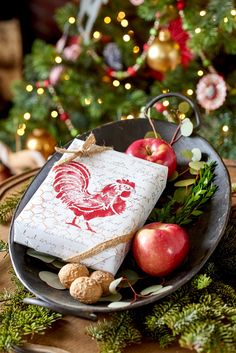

{"left": 14, "top": 138, "right": 168, "bottom": 275}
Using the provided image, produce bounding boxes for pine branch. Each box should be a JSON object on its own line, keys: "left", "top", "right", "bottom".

{"left": 0, "top": 182, "right": 30, "bottom": 225}
{"left": 0, "top": 240, "right": 8, "bottom": 252}
{"left": 87, "top": 312, "right": 141, "bottom": 353}
{"left": 0, "top": 276, "right": 62, "bottom": 352}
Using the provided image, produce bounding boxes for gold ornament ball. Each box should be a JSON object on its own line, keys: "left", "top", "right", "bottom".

{"left": 147, "top": 29, "right": 181, "bottom": 72}
{"left": 25, "top": 128, "right": 56, "bottom": 159}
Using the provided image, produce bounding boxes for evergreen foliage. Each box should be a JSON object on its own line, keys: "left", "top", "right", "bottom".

{"left": 0, "top": 276, "right": 62, "bottom": 352}
{"left": 87, "top": 311, "right": 142, "bottom": 353}
{"left": 1, "top": 0, "right": 236, "bottom": 158}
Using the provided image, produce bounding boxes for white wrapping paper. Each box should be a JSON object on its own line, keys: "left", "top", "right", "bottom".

{"left": 14, "top": 138, "right": 168, "bottom": 275}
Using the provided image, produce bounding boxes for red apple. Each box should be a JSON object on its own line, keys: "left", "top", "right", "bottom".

{"left": 132, "top": 222, "right": 189, "bottom": 277}
{"left": 125, "top": 138, "right": 176, "bottom": 178}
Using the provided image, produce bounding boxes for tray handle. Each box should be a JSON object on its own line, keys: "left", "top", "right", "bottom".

{"left": 23, "top": 297, "right": 97, "bottom": 321}
{"left": 143, "top": 92, "right": 202, "bottom": 132}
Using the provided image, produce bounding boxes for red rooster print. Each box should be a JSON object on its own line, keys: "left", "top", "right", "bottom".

{"left": 53, "top": 161, "right": 135, "bottom": 232}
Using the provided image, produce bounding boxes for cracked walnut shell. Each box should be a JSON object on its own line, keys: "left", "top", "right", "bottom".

{"left": 90, "top": 270, "right": 114, "bottom": 296}
{"left": 69, "top": 277, "right": 103, "bottom": 304}
{"left": 58, "top": 263, "right": 89, "bottom": 289}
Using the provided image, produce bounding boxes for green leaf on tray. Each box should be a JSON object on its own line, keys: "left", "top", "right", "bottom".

{"left": 98, "top": 293, "right": 122, "bottom": 302}
{"left": 109, "top": 277, "right": 123, "bottom": 294}
{"left": 108, "top": 301, "right": 131, "bottom": 308}
{"left": 191, "top": 147, "right": 202, "bottom": 162}
{"left": 140, "top": 285, "right": 163, "bottom": 295}
{"left": 39, "top": 271, "right": 65, "bottom": 290}
{"left": 27, "top": 248, "right": 56, "bottom": 263}
{"left": 174, "top": 179, "right": 196, "bottom": 187}
{"left": 180, "top": 118, "right": 193, "bottom": 137}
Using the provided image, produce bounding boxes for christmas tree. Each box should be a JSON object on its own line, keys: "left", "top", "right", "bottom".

{"left": 1, "top": 0, "right": 236, "bottom": 159}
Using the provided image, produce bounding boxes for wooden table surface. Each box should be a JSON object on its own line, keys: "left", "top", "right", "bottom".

{"left": 1, "top": 160, "right": 236, "bottom": 353}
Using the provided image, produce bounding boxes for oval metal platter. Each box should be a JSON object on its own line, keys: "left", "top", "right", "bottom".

{"left": 9, "top": 100, "right": 231, "bottom": 317}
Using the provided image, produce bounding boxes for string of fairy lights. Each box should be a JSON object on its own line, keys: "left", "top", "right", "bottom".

{"left": 16, "top": 3, "right": 236, "bottom": 139}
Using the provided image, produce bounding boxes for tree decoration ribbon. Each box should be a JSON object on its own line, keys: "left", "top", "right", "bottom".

{"left": 55, "top": 133, "right": 112, "bottom": 165}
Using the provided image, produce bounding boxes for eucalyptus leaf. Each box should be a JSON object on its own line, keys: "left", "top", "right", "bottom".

{"left": 153, "top": 285, "right": 173, "bottom": 294}
{"left": 189, "top": 167, "right": 199, "bottom": 175}
{"left": 191, "top": 148, "right": 202, "bottom": 162}
{"left": 52, "top": 260, "right": 65, "bottom": 269}
{"left": 109, "top": 277, "right": 123, "bottom": 294}
{"left": 140, "top": 285, "right": 163, "bottom": 295}
{"left": 180, "top": 118, "right": 193, "bottom": 137}
{"left": 189, "top": 161, "right": 206, "bottom": 171}
{"left": 27, "top": 249, "right": 56, "bottom": 263}
{"left": 108, "top": 301, "right": 131, "bottom": 308}
{"left": 168, "top": 170, "right": 179, "bottom": 181}
{"left": 174, "top": 188, "right": 190, "bottom": 203}
{"left": 118, "top": 269, "right": 139, "bottom": 286}
{"left": 98, "top": 293, "right": 122, "bottom": 302}
{"left": 174, "top": 179, "right": 196, "bottom": 187}
{"left": 39, "top": 271, "right": 65, "bottom": 290}
{"left": 181, "top": 149, "right": 193, "bottom": 160}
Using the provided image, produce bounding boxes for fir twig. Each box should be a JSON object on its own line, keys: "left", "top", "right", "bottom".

{"left": 0, "top": 182, "right": 30, "bottom": 225}
{"left": 0, "top": 240, "right": 8, "bottom": 252}
{"left": 149, "top": 162, "right": 218, "bottom": 225}
{"left": 0, "top": 275, "right": 62, "bottom": 352}
{"left": 87, "top": 311, "right": 141, "bottom": 353}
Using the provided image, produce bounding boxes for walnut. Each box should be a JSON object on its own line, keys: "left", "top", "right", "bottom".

{"left": 58, "top": 263, "right": 89, "bottom": 289}
{"left": 69, "top": 277, "right": 103, "bottom": 304}
{"left": 90, "top": 270, "right": 114, "bottom": 296}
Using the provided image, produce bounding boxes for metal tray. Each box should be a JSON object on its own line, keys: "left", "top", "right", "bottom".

{"left": 9, "top": 93, "right": 231, "bottom": 320}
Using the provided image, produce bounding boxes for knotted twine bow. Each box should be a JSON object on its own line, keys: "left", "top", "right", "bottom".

{"left": 54, "top": 133, "right": 135, "bottom": 263}
{"left": 55, "top": 133, "right": 111, "bottom": 165}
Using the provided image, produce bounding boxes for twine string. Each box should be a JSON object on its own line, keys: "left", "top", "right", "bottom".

{"left": 55, "top": 133, "right": 112, "bottom": 165}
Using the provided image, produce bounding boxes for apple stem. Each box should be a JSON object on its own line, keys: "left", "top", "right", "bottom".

{"left": 144, "top": 109, "right": 159, "bottom": 139}
{"left": 170, "top": 124, "right": 181, "bottom": 145}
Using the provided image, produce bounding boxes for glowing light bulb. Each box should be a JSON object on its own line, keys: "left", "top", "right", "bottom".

{"left": 93, "top": 31, "right": 101, "bottom": 39}
{"left": 121, "top": 19, "right": 128, "bottom": 27}
{"left": 222, "top": 125, "right": 229, "bottom": 132}
{"left": 64, "top": 74, "right": 70, "bottom": 80}
{"left": 84, "top": 98, "right": 91, "bottom": 105}
{"left": 179, "top": 113, "right": 186, "bottom": 120}
{"left": 231, "top": 9, "right": 236, "bottom": 16}
{"left": 55, "top": 56, "right": 62, "bottom": 64}
{"left": 195, "top": 28, "right": 201, "bottom": 34}
{"left": 117, "top": 11, "right": 125, "bottom": 21}
{"left": 17, "top": 129, "right": 25, "bottom": 136}
{"left": 197, "top": 70, "right": 204, "bottom": 76}
{"left": 97, "top": 98, "right": 103, "bottom": 104}
{"left": 23, "top": 112, "right": 31, "bottom": 120}
{"left": 123, "top": 34, "right": 130, "bottom": 42}
{"left": 162, "top": 89, "right": 169, "bottom": 93}
{"left": 104, "top": 16, "right": 111, "bottom": 24}
{"left": 187, "top": 89, "right": 194, "bottom": 95}
{"left": 51, "top": 110, "right": 58, "bottom": 118}
{"left": 125, "top": 83, "right": 131, "bottom": 90}
{"left": 113, "top": 80, "right": 120, "bottom": 87}
{"left": 19, "top": 123, "right": 26, "bottom": 129}
{"left": 163, "top": 100, "right": 169, "bottom": 107}
{"left": 37, "top": 88, "right": 44, "bottom": 95}
{"left": 224, "top": 17, "right": 229, "bottom": 23}
{"left": 127, "top": 114, "right": 134, "bottom": 119}
{"left": 68, "top": 17, "right": 76, "bottom": 24}
{"left": 199, "top": 10, "right": 206, "bottom": 16}
{"left": 26, "top": 84, "right": 33, "bottom": 92}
